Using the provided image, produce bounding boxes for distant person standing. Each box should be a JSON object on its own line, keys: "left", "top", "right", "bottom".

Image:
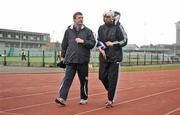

{"left": 55, "top": 12, "right": 96, "bottom": 106}
{"left": 97, "top": 10, "right": 128, "bottom": 108}
{"left": 56, "top": 50, "right": 61, "bottom": 61}
{"left": 21, "top": 49, "right": 26, "bottom": 61}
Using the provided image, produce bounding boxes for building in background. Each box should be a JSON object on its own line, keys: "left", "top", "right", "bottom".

{"left": 176, "top": 21, "right": 180, "bottom": 45}
{"left": 0, "top": 28, "right": 50, "bottom": 49}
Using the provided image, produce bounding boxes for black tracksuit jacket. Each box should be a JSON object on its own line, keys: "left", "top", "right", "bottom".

{"left": 97, "top": 23, "right": 128, "bottom": 62}
{"left": 61, "top": 24, "right": 96, "bottom": 64}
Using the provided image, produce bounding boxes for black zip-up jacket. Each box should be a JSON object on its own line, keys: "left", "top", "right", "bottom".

{"left": 61, "top": 24, "right": 96, "bottom": 64}
{"left": 97, "top": 23, "right": 128, "bottom": 62}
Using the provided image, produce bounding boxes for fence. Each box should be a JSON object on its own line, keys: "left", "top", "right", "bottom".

{"left": 122, "top": 52, "right": 180, "bottom": 66}
{"left": 0, "top": 49, "right": 180, "bottom": 67}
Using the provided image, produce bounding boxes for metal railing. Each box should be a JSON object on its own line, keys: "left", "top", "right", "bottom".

{"left": 0, "top": 49, "right": 180, "bottom": 67}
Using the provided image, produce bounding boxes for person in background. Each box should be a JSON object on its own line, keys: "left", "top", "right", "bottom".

{"left": 55, "top": 12, "right": 96, "bottom": 106}
{"left": 56, "top": 50, "right": 61, "bottom": 61}
{"left": 96, "top": 10, "right": 128, "bottom": 108}
{"left": 21, "top": 49, "right": 26, "bottom": 61}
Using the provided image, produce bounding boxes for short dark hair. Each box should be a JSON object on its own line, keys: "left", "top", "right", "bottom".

{"left": 73, "top": 12, "right": 83, "bottom": 19}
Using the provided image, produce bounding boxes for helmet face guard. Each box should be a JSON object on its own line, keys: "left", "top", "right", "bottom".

{"left": 103, "top": 10, "right": 121, "bottom": 25}
{"left": 114, "top": 11, "right": 121, "bottom": 25}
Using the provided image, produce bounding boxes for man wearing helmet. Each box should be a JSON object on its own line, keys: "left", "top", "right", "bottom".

{"left": 96, "top": 10, "right": 128, "bottom": 108}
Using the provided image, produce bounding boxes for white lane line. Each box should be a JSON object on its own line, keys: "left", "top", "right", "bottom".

{"left": 164, "top": 108, "right": 180, "bottom": 115}
{"left": 0, "top": 111, "right": 23, "bottom": 115}
{"left": 74, "top": 87, "right": 180, "bottom": 115}
{"left": 1, "top": 102, "right": 54, "bottom": 113}
{"left": 1, "top": 87, "right": 134, "bottom": 112}
{"left": 0, "top": 86, "right": 134, "bottom": 100}
{"left": 0, "top": 91, "right": 57, "bottom": 100}
{"left": 0, "top": 85, "right": 54, "bottom": 93}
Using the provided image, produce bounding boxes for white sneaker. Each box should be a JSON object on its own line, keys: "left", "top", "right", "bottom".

{"left": 79, "top": 99, "right": 88, "bottom": 105}
{"left": 55, "top": 97, "right": 66, "bottom": 106}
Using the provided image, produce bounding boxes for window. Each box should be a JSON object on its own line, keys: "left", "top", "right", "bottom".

{"left": 43, "top": 35, "right": 50, "bottom": 42}
{"left": 37, "top": 37, "right": 40, "bottom": 41}
{"left": 0, "top": 33, "right": 2, "bottom": 37}
{"left": 5, "top": 43, "right": 10, "bottom": 47}
{"left": 43, "top": 38, "right": 47, "bottom": 41}
{"left": 10, "top": 43, "right": 14, "bottom": 47}
{"left": 14, "top": 44, "right": 18, "bottom": 48}
{"left": 7, "top": 34, "right": 11, "bottom": 38}
{"left": 30, "top": 36, "right": 34, "bottom": 40}
{"left": 23, "top": 36, "right": 26, "bottom": 39}
{"left": 15, "top": 35, "right": 19, "bottom": 39}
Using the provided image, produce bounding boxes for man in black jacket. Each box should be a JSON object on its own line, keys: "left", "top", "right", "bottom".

{"left": 55, "top": 12, "right": 96, "bottom": 106}
{"left": 97, "top": 10, "right": 128, "bottom": 108}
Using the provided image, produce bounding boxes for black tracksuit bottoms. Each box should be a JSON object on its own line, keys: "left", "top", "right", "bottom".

{"left": 99, "top": 61, "right": 120, "bottom": 101}
{"left": 59, "top": 63, "right": 88, "bottom": 100}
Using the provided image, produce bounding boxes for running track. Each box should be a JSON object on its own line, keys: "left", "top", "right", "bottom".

{"left": 0, "top": 69, "right": 180, "bottom": 115}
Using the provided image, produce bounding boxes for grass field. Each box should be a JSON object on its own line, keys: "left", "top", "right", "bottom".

{"left": 89, "top": 64, "right": 180, "bottom": 72}
{"left": 1, "top": 56, "right": 180, "bottom": 72}
{"left": 121, "top": 64, "right": 180, "bottom": 72}
{"left": 0, "top": 56, "right": 55, "bottom": 63}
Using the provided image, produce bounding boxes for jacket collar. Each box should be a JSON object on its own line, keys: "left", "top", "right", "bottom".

{"left": 69, "top": 24, "right": 85, "bottom": 30}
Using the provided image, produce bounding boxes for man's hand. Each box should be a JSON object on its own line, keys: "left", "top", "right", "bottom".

{"left": 97, "top": 46, "right": 107, "bottom": 60}
{"left": 97, "top": 46, "right": 103, "bottom": 52}
{"left": 61, "top": 57, "right": 65, "bottom": 63}
{"left": 106, "top": 41, "right": 113, "bottom": 46}
{"left": 75, "top": 38, "right": 84, "bottom": 44}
